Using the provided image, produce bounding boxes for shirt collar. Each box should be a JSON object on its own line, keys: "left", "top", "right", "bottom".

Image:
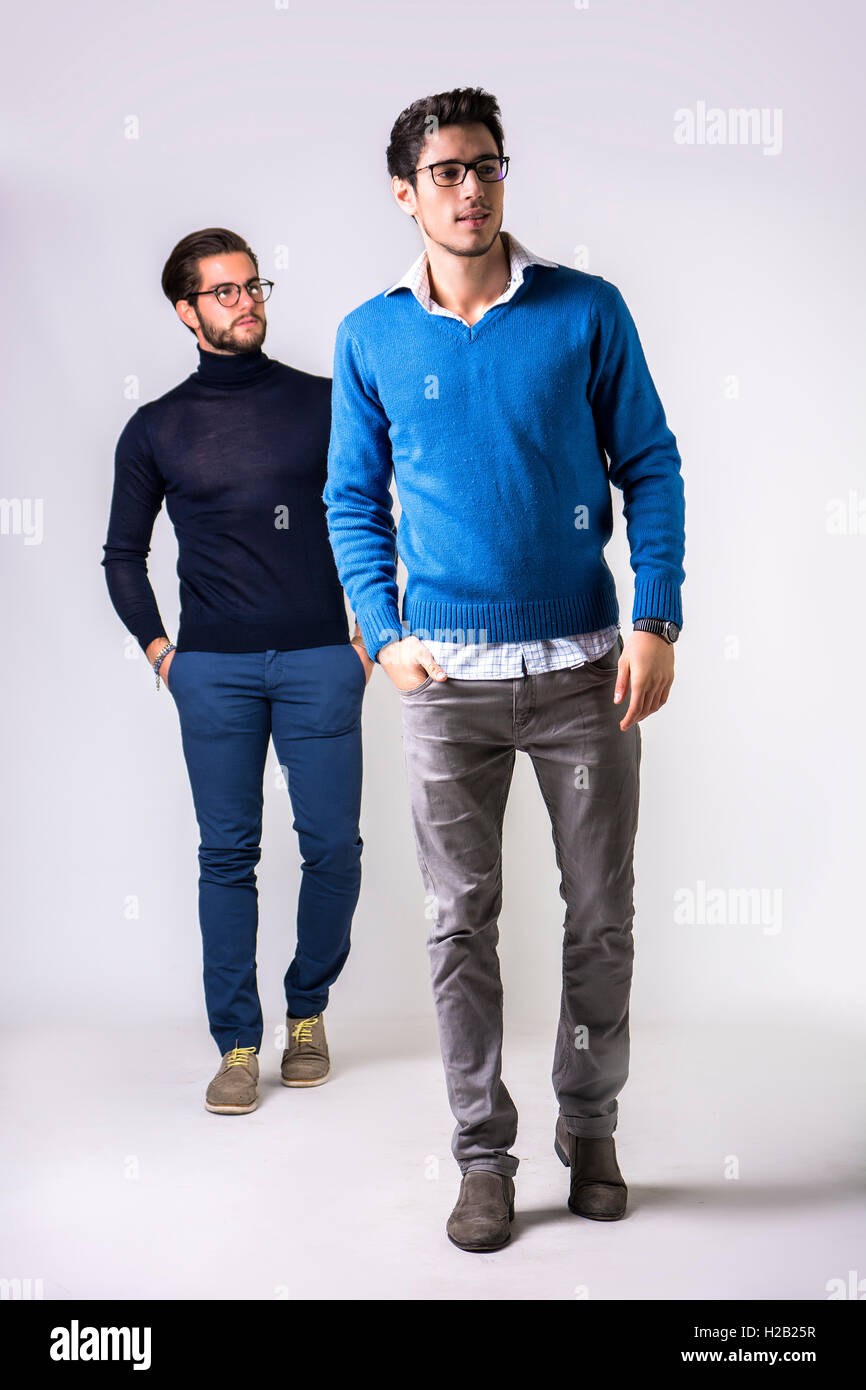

{"left": 384, "top": 230, "right": 558, "bottom": 309}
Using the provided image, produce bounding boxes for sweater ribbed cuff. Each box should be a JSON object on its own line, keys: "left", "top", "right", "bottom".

{"left": 355, "top": 603, "right": 407, "bottom": 662}
{"left": 632, "top": 575, "right": 683, "bottom": 629}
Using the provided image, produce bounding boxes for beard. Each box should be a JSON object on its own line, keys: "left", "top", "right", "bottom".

{"left": 197, "top": 313, "right": 267, "bottom": 353}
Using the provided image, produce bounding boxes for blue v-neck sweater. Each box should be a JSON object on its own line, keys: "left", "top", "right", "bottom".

{"left": 324, "top": 261, "right": 685, "bottom": 662}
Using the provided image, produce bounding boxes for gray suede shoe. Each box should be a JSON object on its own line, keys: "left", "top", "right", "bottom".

{"left": 446, "top": 1171, "right": 516, "bottom": 1252}
{"left": 205, "top": 1045, "right": 259, "bottom": 1115}
{"left": 280, "top": 1013, "right": 330, "bottom": 1087}
{"left": 554, "top": 1115, "right": 628, "bottom": 1219}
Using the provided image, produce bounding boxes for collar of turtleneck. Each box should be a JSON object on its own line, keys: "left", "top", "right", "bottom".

{"left": 194, "top": 344, "right": 274, "bottom": 387}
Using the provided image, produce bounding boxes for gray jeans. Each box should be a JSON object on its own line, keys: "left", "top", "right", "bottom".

{"left": 399, "top": 633, "right": 641, "bottom": 1176}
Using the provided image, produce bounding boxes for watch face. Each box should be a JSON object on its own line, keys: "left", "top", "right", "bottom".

{"left": 666, "top": 622, "right": 680, "bottom": 643}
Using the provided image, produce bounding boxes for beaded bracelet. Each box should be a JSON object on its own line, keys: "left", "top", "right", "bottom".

{"left": 152, "top": 642, "right": 176, "bottom": 690}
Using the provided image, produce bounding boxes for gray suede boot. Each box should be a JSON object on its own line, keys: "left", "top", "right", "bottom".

{"left": 554, "top": 1115, "right": 628, "bottom": 1219}
{"left": 205, "top": 1045, "right": 259, "bottom": 1115}
{"left": 446, "top": 1171, "right": 516, "bottom": 1252}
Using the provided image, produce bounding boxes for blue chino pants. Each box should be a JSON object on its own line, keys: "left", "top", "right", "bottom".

{"left": 167, "top": 643, "right": 366, "bottom": 1055}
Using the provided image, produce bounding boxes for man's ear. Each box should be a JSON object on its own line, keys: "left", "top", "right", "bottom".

{"left": 175, "top": 300, "right": 200, "bottom": 335}
{"left": 392, "top": 175, "right": 418, "bottom": 220}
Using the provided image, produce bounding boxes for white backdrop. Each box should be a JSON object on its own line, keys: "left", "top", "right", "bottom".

{"left": 3, "top": 0, "right": 863, "bottom": 1051}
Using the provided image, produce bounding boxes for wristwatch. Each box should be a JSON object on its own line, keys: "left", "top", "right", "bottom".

{"left": 633, "top": 618, "right": 680, "bottom": 644}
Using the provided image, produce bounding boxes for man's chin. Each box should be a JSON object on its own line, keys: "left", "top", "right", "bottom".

{"left": 439, "top": 226, "right": 503, "bottom": 259}
{"left": 230, "top": 326, "right": 266, "bottom": 353}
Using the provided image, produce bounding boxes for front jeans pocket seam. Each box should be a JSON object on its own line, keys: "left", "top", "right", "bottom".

{"left": 400, "top": 675, "right": 435, "bottom": 696}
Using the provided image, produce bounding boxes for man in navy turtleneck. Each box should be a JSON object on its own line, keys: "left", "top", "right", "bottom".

{"left": 102, "top": 227, "right": 372, "bottom": 1114}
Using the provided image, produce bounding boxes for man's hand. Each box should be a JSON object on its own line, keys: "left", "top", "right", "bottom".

{"left": 615, "top": 631, "right": 675, "bottom": 731}
{"left": 377, "top": 635, "right": 449, "bottom": 692}
{"left": 349, "top": 635, "right": 376, "bottom": 686}
{"left": 145, "top": 636, "right": 175, "bottom": 688}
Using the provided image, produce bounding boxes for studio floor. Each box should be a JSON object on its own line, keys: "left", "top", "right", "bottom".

{"left": 3, "top": 1013, "right": 862, "bottom": 1301}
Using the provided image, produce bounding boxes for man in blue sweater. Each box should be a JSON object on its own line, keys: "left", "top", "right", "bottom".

{"left": 324, "top": 88, "right": 685, "bottom": 1250}
{"left": 103, "top": 228, "right": 373, "bottom": 1115}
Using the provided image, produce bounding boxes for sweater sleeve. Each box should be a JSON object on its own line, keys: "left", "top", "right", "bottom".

{"left": 323, "top": 320, "right": 404, "bottom": 661}
{"left": 587, "top": 279, "right": 686, "bottom": 628}
{"left": 101, "top": 407, "right": 170, "bottom": 651}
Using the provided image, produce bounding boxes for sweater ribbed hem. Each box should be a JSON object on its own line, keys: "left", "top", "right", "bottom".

{"left": 358, "top": 584, "right": 621, "bottom": 660}
{"left": 405, "top": 587, "right": 621, "bottom": 645}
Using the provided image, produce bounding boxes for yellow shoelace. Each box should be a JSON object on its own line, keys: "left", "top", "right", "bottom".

{"left": 226, "top": 1045, "right": 257, "bottom": 1068}
{"left": 291, "top": 1016, "right": 318, "bottom": 1045}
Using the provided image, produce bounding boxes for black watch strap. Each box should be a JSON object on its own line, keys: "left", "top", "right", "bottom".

{"left": 633, "top": 618, "right": 680, "bottom": 644}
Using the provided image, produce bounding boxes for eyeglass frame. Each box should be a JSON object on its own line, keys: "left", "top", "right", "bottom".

{"left": 413, "top": 155, "right": 510, "bottom": 186}
{"left": 186, "top": 277, "right": 274, "bottom": 307}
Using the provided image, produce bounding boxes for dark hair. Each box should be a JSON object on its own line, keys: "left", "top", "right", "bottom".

{"left": 386, "top": 86, "right": 505, "bottom": 189}
{"left": 161, "top": 228, "right": 259, "bottom": 335}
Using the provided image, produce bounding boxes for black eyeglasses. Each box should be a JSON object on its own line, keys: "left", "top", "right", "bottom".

{"left": 187, "top": 278, "right": 274, "bottom": 308}
{"left": 414, "top": 156, "right": 510, "bottom": 187}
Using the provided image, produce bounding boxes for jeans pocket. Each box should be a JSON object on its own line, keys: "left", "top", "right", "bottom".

{"left": 399, "top": 675, "right": 435, "bottom": 696}
{"left": 585, "top": 636, "right": 622, "bottom": 673}
{"left": 166, "top": 650, "right": 192, "bottom": 697}
{"left": 345, "top": 643, "right": 368, "bottom": 687}
{"left": 164, "top": 652, "right": 180, "bottom": 695}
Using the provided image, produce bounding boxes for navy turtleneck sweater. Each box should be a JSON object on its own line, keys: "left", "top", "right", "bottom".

{"left": 102, "top": 345, "right": 350, "bottom": 653}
